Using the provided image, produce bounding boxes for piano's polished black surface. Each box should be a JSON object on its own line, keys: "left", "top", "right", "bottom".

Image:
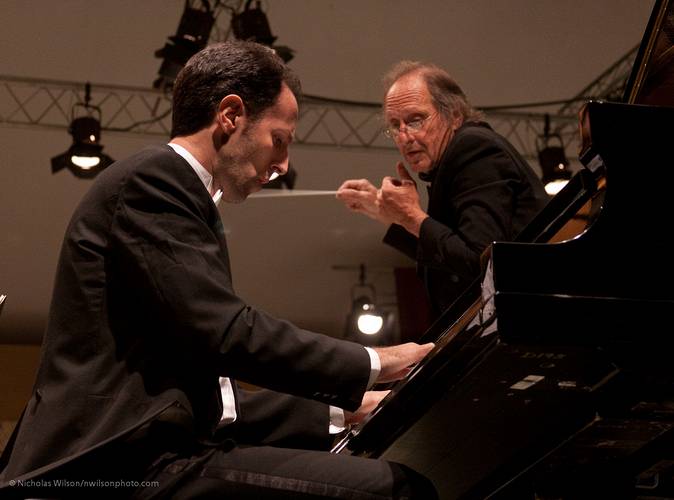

{"left": 334, "top": 1, "right": 674, "bottom": 497}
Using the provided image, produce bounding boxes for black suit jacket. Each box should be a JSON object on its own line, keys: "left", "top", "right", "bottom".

{"left": 0, "top": 145, "right": 370, "bottom": 484}
{"left": 384, "top": 122, "right": 549, "bottom": 315}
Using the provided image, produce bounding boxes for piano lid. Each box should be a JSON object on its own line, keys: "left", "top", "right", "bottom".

{"left": 624, "top": 0, "right": 674, "bottom": 106}
{"left": 492, "top": 0, "right": 674, "bottom": 347}
{"left": 335, "top": 5, "right": 674, "bottom": 498}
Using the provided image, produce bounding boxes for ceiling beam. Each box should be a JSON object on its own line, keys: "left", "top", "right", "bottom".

{"left": 0, "top": 44, "right": 637, "bottom": 162}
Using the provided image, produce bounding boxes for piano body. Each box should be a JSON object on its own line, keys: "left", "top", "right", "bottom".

{"left": 334, "top": 1, "right": 674, "bottom": 498}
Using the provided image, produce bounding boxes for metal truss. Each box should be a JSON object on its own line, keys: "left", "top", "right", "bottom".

{"left": 0, "top": 75, "right": 174, "bottom": 137}
{"left": 556, "top": 44, "right": 639, "bottom": 119}
{"left": 0, "top": 45, "right": 638, "bottom": 162}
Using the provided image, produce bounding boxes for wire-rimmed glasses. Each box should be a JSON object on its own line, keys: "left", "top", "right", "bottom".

{"left": 383, "top": 113, "right": 436, "bottom": 139}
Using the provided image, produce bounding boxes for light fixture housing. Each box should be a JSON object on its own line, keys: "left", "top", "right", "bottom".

{"left": 538, "top": 140, "right": 572, "bottom": 196}
{"left": 343, "top": 264, "right": 394, "bottom": 345}
{"left": 153, "top": 3, "right": 215, "bottom": 90}
{"left": 231, "top": 0, "right": 295, "bottom": 63}
{"left": 51, "top": 87, "right": 114, "bottom": 179}
{"left": 352, "top": 296, "right": 385, "bottom": 335}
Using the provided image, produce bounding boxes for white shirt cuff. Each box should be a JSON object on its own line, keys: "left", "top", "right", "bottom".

{"left": 329, "top": 405, "right": 346, "bottom": 434}
{"left": 328, "top": 347, "right": 381, "bottom": 434}
{"left": 218, "top": 377, "right": 237, "bottom": 424}
{"left": 364, "top": 346, "right": 380, "bottom": 389}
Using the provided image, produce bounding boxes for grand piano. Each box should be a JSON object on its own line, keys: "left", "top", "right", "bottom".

{"left": 333, "top": 1, "right": 674, "bottom": 497}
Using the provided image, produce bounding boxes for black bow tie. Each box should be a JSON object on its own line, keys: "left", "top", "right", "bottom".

{"left": 418, "top": 167, "right": 437, "bottom": 184}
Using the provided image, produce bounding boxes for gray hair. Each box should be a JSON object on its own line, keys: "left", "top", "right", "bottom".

{"left": 382, "top": 61, "right": 483, "bottom": 123}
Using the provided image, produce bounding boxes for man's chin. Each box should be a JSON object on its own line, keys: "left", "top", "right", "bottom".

{"left": 239, "top": 183, "right": 263, "bottom": 201}
{"left": 220, "top": 186, "right": 251, "bottom": 204}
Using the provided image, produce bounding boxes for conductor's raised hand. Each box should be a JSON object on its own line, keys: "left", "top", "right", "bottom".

{"left": 377, "top": 162, "right": 428, "bottom": 236}
{"left": 373, "top": 342, "right": 435, "bottom": 383}
{"left": 336, "top": 179, "right": 390, "bottom": 224}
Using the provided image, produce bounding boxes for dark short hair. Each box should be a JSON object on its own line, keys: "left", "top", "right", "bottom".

{"left": 382, "top": 61, "right": 483, "bottom": 123}
{"left": 171, "top": 41, "right": 301, "bottom": 138}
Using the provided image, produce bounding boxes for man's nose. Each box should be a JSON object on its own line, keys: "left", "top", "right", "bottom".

{"left": 395, "top": 127, "right": 414, "bottom": 144}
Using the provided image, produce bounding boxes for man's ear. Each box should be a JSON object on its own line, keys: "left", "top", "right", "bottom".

{"left": 216, "top": 94, "right": 245, "bottom": 134}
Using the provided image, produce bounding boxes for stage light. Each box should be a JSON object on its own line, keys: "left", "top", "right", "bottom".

{"left": 348, "top": 294, "right": 385, "bottom": 337}
{"left": 153, "top": 1, "right": 215, "bottom": 90}
{"left": 231, "top": 0, "right": 295, "bottom": 62}
{"left": 51, "top": 84, "right": 114, "bottom": 179}
{"left": 344, "top": 265, "right": 395, "bottom": 344}
{"left": 537, "top": 115, "right": 572, "bottom": 196}
{"left": 538, "top": 141, "right": 571, "bottom": 195}
{"left": 353, "top": 298, "right": 384, "bottom": 335}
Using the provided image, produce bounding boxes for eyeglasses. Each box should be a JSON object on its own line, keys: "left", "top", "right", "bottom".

{"left": 383, "top": 113, "right": 436, "bottom": 139}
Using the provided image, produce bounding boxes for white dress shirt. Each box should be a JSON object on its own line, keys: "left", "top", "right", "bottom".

{"left": 167, "top": 142, "right": 380, "bottom": 430}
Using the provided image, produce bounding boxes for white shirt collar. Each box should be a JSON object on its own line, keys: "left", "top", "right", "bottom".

{"left": 167, "top": 142, "right": 222, "bottom": 205}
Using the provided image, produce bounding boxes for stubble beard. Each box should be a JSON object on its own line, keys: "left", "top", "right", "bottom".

{"left": 215, "top": 127, "right": 258, "bottom": 204}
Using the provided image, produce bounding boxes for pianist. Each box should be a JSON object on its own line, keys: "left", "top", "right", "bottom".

{"left": 0, "top": 42, "right": 436, "bottom": 499}
{"left": 337, "top": 61, "right": 548, "bottom": 316}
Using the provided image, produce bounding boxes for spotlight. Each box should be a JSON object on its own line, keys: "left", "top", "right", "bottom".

{"left": 353, "top": 297, "right": 384, "bottom": 335}
{"left": 231, "top": 0, "right": 295, "bottom": 62}
{"left": 263, "top": 164, "right": 297, "bottom": 189}
{"left": 153, "top": 1, "right": 215, "bottom": 90}
{"left": 538, "top": 139, "right": 571, "bottom": 195}
{"left": 51, "top": 84, "right": 114, "bottom": 179}
{"left": 344, "top": 264, "right": 393, "bottom": 345}
{"left": 537, "top": 115, "right": 572, "bottom": 196}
